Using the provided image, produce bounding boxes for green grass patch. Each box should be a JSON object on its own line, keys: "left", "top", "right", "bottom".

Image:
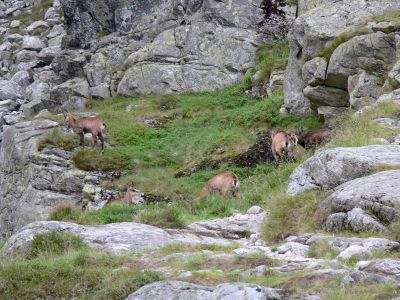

{"left": 244, "top": 40, "right": 290, "bottom": 88}
{"left": 44, "top": 86, "right": 321, "bottom": 226}
{"left": 29, "top": 231, "right": 86, "bottom": 258}
{"left": 38, "top": 129, "right": 80, "bottom": 151}
{"left": 318, "top": 26, "right": 372, "bottom": 60}
{"left": 307, "top": 238, "right": 338, "bottom": 259}
{"left": 319, "top": 10, "right": 400, "bottom": 61}
{"left": 49, "top": 203, "right": 138, "bottom": 225}
{"left": 262, "top": 190, "right": 327, "bottom": 241}
{"left": 9, "top": 0, "right": 53, "bottom": 27}
{"left": 322, "top": 284, "right": 399, "bottom": 300}
{"left": 325, "top": 100, "right": 400, "bottom": 148}
{"left": 134, "top": 204, "right": 185, "bottom": 228}
{"left": 373, "top": 9, "right": 400, "bottom": 27}
{"left": 0, "top": 249, "right": 162, "bottom": 300}
{"left": 155, "top": 243, "right": 239, "bottom": 257}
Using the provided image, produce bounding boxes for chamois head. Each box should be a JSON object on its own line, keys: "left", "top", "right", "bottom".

{"left": 63, "top": 111, "right": 74, "bottom": 128}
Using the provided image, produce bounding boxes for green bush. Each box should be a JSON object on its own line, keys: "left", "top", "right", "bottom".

{"left": 29, "top": 231, "right": 86, "bottom": 258}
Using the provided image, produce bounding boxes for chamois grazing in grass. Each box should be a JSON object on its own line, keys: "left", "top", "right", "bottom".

{"left": 195, "top": 171, "right": 240, "bottom": 201}
{"left": 63, "top": 111, "right": 106, "bottom": 152}
{"left": 270, "top": 130, "right": 298, "bottom": 161}
{"left": 296, "top": 127, "right": 332, "bottom": 149}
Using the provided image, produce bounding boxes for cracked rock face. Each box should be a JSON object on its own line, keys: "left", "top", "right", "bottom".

{"left": 59, "top": 0, "right": 293, "bottom": 96}
{"left": 287, "top": 145, "right": 400, "bottom": 196}
{"left": 4, "top": 220, "right": 247, "bottom": 256}
{"left": 317, "top": 170, "right": 400, "bottom": 233}
{"left": 0, "top": 120, "right": 88, "bottom": 238}
{"left": 126, "top": 280, "right": 286, "bottom": 300}
{"left": 283, "top": 0, "right": 400, "bottom": 116}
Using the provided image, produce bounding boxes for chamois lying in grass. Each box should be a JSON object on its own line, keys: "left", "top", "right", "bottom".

{"left": 107, "top": 186, "right": 139, "bottom": 205}
{"left": 195, "top": 171, "right": 240, "bottom": 201}
{"left": 270, "top": 130, "right": 298, "bottom": 161}
{"left": 63, "top": 112, "right": 106, "bottom": 152}
{"left": 296, "top": 127, "right": 332, "bottom": 149}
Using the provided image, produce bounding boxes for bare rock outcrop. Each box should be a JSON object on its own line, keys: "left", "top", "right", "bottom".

{"left": 317, "top": 170, "right": 400, "bottom": 232}
{"left": 283, "top": 0, "right": 400, "bottom": 116}
{"left": 287, "top": 145, "right": 400, "bottom": 196}
{"left": 126, "top": 281, "right": 286, "bottom": 300}
{"left": 0, "top": 119, "right": 111, "bottom": 238}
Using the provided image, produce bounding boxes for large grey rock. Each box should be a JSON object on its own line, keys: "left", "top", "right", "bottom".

{"left": 117, "top": 24, "right": 262, "bottom": 96}
{"left": 186, "top": 208, "right": 266, "bottom": 239}
{"left": 60, "top": 0, "right": 116, "bottom": 48}
{"left": 284, "top": 0, "right": 400, "bottom": 115}
{"left": 303, "top": 85, "right": 349, "bottom": 108}
{"left": 389, "top": 60, "right": 400, "bottom": 89}
{"left": 277, "top": 242, "right": 310, "bottom": 257}
{"left": 4, "top": 220, "right": 244, "bottom": 255}
{"left": 326, "top": 32, "right": 396, "bottom": 90}
{"left": 0, "top": 120, "right": 87, "bottom": 238}
{"left": 356, "top": 259, "right": 400, "bottom": 276}
{"left": 21, "top": 36, "right": 46, "bottom": 51}
{"left": 348, "top": 71, "right": 384, "bottom": 110}
{"left": 302, "top": 57, "right": 327, "bottom": 87}
{"left": 26, "top": 20, "right": 49, "bottom": 34}
{"left": 318, "top": 170, "right": 400, "bottom": 232}
{"left": 342, "top": 271, "right": 397, "bottom": 286}
{"left": 323, "top": 208, "right": 387, "bottom": 233}
{"left": 51, "top": 51, "right": 88, "bottom": 81}
{"left": 11, "top": 70, "right": 31, "bottom": 89}
{"left": 49, "top": 77, "right": 90, "bottom": 112}
{"left": 61, "top": 0, "right": 292, "bottom": 95}
{"left": 126, "top": 280, "right": 285, "bottom": 300}
{"left": 337, "top": 245, "right": 371, "bottom": 261}
{"left": 0, "top": 80, "right": 24, "bottom": 100}
{"left": 287, "top": 145, "right": 400, "bottom": 196}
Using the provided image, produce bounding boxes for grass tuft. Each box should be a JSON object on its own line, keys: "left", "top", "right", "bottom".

{"left": 29, "top": 231, "right": 86, "bottom": 258}
{"left": 0, "top": 249, "right": 162, "bottom": 299}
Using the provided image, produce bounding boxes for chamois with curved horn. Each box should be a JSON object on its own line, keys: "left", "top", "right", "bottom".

{"left": 63, "top": 111, "right": 106, "bottom": 152}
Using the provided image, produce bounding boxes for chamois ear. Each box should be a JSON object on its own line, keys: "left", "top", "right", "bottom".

{"left": 269, "top": 130, "right": 277, "bottom": 138}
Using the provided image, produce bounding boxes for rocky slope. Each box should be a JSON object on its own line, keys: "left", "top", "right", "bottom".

{"left": 283, "top": 0, "right": 400, "bottom": 118}
{"left": 0, "top": 0, "right": 293, "bottom": 134}
{"left": 2, "top": 0, "right": 400, "bottom": 299}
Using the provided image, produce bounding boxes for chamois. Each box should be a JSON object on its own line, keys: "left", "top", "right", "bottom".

{"left": 108, "top": 186, "right": 138, "bottom": 205}
{"left": 297, "top": 127, "right": 332, "bottom": 149}
{"left": 63, "top": 112, "right": 106, "bottom": 152}
{"left": 270, "top": 130, "right": 297, "bottom": 161}
{"left": 195, "top": 171, "right": 240, "bottom": 201}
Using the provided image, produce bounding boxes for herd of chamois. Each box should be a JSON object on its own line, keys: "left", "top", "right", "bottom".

{"left": 62, "top": 111, "right": 332, "bottom": 203}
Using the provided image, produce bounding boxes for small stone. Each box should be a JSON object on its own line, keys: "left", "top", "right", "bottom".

{"left": 247, "top": 206, "right": 264, "bottom": 215}
{"left": 338, "top": 245, "right": 371, "bottom": 261}
{"left": 125, "top": 104, "right": 134, "bottom": 112}
{"left": 10, "top": 20, "right": 20, "bottom": 28}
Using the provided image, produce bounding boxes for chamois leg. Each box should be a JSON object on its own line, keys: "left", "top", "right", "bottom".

{"left": 98, "top": 132, "right": 104, "bottom": 153}
{"left": 79, "top": 132, "right": 85, "bottom": 148}
{"left": 221, "top": 186, "right": 229, "bottom": 197}
{"left": 92, "top": 133, "right": 98, "bottom": 149}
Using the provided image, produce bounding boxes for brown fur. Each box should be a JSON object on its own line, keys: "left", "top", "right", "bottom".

{"left": 195, "top": 171, "right": 240, "bottom": 201}
{"left": 297, "top": 128, "right": 332, "bottom": 149}
{"left": 108, "top": 187, "right": 138, "bottom": 205}
{"left": 270, "top": 130, "right": 297, "bottom": 161}
{"left": 63, "top": 112, "right": 106, "bottom": 152}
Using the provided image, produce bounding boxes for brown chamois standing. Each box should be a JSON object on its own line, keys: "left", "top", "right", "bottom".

{"left": 63, "top": 112, "right": 106, "bottom": 152}
{"left": 195, "top": 171, "right": 240, "bottom": 201}
{"left": 297, "top": 127, "right": 332, "bottom": 149}
{"left": 270, "top": 130, "right": 298, "bottom": 161}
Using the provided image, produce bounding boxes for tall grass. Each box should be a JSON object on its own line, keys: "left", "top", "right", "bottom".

{"left": 0, "top": 232, "right": 162, "bottom": 299}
